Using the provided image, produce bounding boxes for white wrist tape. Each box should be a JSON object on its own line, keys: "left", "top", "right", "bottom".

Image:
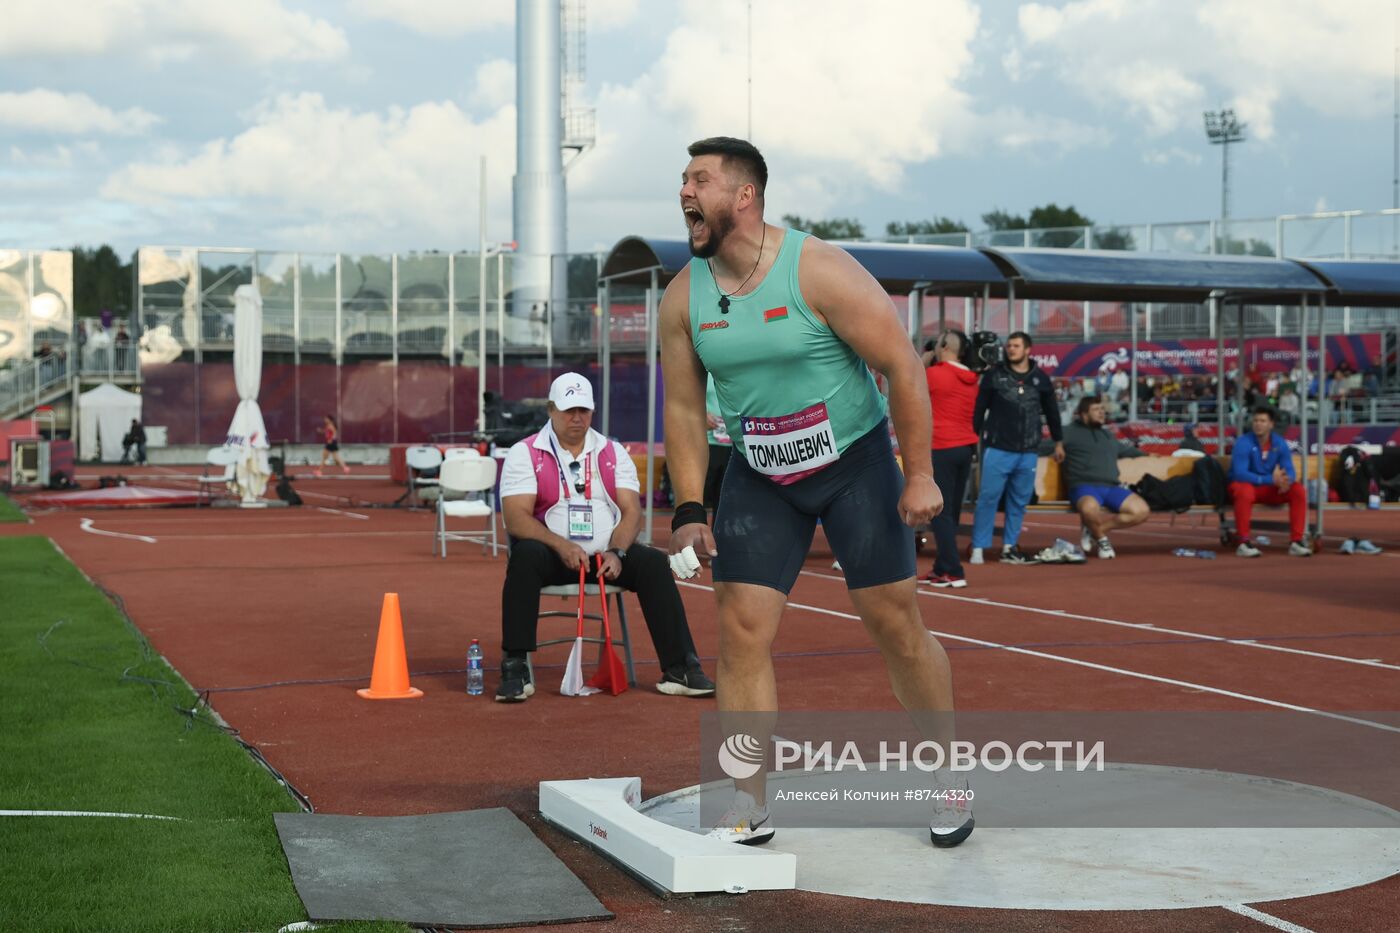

{"left": 668, "top": 545, "right": 702, "bottom": 580}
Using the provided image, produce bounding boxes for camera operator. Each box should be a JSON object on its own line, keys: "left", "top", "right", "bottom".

{"left": 970, "top": 331, "right": 1064, "bottom": 565}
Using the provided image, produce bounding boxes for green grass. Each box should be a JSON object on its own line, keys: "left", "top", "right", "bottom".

{"left": 0, "top": 536, "right": 408, "bottom": 933}
{"left": 0, "top": 491, "right": 24, "bottom": 522}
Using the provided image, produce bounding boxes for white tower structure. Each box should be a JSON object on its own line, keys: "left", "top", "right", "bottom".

{"left": 512, "top": 0, "right": 594, "bottom": 343}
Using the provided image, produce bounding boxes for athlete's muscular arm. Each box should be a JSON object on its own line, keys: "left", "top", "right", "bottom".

{"left": 659, "top": 267, "right": 718, "bottom": 557}
{"left": 798, "top": 238, "right": 942, "bottom": 526}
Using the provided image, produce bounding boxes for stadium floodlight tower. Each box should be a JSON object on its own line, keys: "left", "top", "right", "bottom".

{"left": 512, "top": 0, "right": 595, "bottom": 348}
{"left": 1203, "top": 109, "right": 1247, "bottom": 240}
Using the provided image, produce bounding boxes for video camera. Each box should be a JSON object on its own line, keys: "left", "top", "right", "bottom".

{"left": 969, "top": 331, "right": 1002, "bottom": 372}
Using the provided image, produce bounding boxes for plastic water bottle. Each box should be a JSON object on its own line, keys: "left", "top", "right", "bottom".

{"left": 466, "top": 639, "right": 484, "bottom": 695}
{"left": 1255, "top": 535, "right": 1271, "bottom": 546}
{"left": 1172, "top": 548, "right": 1216, "bottom": 560}
{"left": 1369, "top": 480, "right": 1382, "bottom": 510}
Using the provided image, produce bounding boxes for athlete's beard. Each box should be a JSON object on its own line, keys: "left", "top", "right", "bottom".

{"left": 688, "top": 207, "right": 736, "bottom": 259}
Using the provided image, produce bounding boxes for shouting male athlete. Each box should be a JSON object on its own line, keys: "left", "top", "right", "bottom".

{"left": 660, "top": 137, "right": 974, "bottom": 849}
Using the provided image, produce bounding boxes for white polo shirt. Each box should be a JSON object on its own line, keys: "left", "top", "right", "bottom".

{"left": 499, "top": 423, "right": 641, "bottom": 555}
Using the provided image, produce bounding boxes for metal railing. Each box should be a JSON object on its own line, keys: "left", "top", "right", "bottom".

{"left": 0, "top": 354, "right": 71, "bottom": 420}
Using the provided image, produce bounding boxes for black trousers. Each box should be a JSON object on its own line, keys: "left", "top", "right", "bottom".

{"left": 704, "top": 443, "right": 732, "bottom": 515}
{"left": 931, "top": 444, "right": 975, "bottom": 577}
{"left": 500, "top": 539, "right": 698, "bottom": 671}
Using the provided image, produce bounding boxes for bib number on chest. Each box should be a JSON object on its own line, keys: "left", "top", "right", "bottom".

{"left": 741, "top": 402, "right": 838, "bottom": 483}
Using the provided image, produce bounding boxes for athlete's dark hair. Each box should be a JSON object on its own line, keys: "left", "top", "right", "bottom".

{"left": 1008, "top": 330, "right": 1033, "bottom": 347}
{"left": 688, "top": 137, "right": 768, "bottom": 201}
{"left": 325, "top": 414, "right": 337, "bottom": 427}
{"left": 1077, "top": 394, "right": 1102, "bottom": 418}
{"left": 1252, "top": 404, "right": 1277, "bottom": 420}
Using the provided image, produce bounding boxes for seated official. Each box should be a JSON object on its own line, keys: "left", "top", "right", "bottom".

{"left": 1062, "top": 396, "right": 1150, "bottom": 559}
{"left": 496, "top": 372, "right": 715, "bottom": 702}
{"left": 1229, "top": 405, "right": 1310, "bottom": 558}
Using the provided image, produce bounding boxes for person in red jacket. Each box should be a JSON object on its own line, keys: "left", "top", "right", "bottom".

{"left": 922, "top": 330, "right": 980, "bottom": 586}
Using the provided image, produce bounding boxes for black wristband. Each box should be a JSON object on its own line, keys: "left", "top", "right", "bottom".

{"left": 671, "top": 500, "right": 708, "bottom": 532}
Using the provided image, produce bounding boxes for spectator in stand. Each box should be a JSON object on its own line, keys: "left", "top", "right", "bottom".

{"left": 1277, "top": 385, "right": 1301, "bottom": 424}
{"left": 114, "top": 324, "right": 130, "bottom": 346}
{"left": 970, "top": 331, "right": 1064, "bottom": 565}
{"left": 921, "top": 329, "right": 979, "bottom": 587}
{"left": 1062, "top": 396, "right": 1150, "bottom": 560}
{"left": 1229, "top": 405, "right": 1310, "bottom": 558}
{"left": 1363, "top": 367, "right": 1381, "bottom": 398}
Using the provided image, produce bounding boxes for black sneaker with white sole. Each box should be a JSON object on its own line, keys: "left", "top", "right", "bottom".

{"left": 495, "top": 657, "right": 535, "bottom": 702}
{"left": 1000, "top": 546, "right": 1036, "bottom": 565}
{"left": 657, "top": 663, "right": 716, "bottom": 697}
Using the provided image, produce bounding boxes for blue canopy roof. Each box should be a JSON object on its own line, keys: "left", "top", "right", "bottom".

{"left": 599, "top": 235, "right": 1005, "bottom": 293}
{"left": 981, "top": 248, "right": 1327, "bottom": 303}
{"left": 1295, "top": 259, "right": 1400, "bottom": 307}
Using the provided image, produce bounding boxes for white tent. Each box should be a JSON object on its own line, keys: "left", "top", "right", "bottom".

{"left": 79, "top": 382, "right": 142, "bottom": 463}
{"left": 226, "top": 283, "right": 270, "bottom": 503}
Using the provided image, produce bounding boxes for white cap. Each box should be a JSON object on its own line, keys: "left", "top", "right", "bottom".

{"left": 548, "top": 372, "right": 595, "bottom": 411}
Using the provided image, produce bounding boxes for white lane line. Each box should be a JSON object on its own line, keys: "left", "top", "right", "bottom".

{"left": 1, "top": 809, "right": 181, "bottom": 821}
{"left": 317, "top": 507, "right": 369, "bottom": 520}
{"left": 1222, "top": 904, "right": 1318, "bottom": 933}
{"left": 797, "top": 568, "right": 1400, "bottom": 672}
{"left": 79, "top": 518, "right": 156, "bottom": 544}
{"left": 676, "top": 580, "right": 1400, "bottom": 736}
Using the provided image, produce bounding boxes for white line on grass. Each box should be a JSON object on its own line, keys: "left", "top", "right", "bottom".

{"left": 1222, "top": 904, "right": 1318, "bottom": 932}
{"left": 1, "top": 809, "right": 181, "bottom": 820}
{"left": 797, "top": 568, "right": 1400, "bottom": 672}
{"left": 79, "top": 518, "right": 156, "bottom": 544}
{"left": 675, "top": 580, "right": 1400, "bottom": 736}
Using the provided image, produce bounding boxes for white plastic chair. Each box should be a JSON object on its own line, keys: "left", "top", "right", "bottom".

{"left": 436, "top": 456, "right": 499, "bottom": 557}
{"left": 442, "top": 446, "right": 481, "bottom": 460}
{"left": 197, "top": 446, "right": 239, "bottom": 505}
{"left": 404, "top": 445, "right": 444, "bottom": 507}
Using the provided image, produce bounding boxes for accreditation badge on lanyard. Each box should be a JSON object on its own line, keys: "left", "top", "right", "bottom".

{"left": 552, "top": 437, "right": 595, "bottom": 541}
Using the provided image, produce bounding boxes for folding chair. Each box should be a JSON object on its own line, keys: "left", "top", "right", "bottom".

{"left": 436, "top": 456, "right": 499, "bottom": 557}
{"left": 404, "top": 445, "right": 443, "bottom": 507}
{"left": 197, "top": 446, "right": 239, "bottom": 506}
{"left": 442, "top": 446, "right": 481, "bottom": 461}
{"left": 533, "top": 566, "right": 637, "bottom": 688}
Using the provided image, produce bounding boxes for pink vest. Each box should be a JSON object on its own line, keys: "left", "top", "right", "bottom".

{"left": 526, "top": 432, "right": 620, "bottom": 523}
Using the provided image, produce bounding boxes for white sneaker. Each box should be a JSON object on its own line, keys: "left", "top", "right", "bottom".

{"left": 1096, "top": 537, "right": 1115, "bottom": 560}
{"left": 969, "top": 548, "right": 984, "bottom": 565}
{"left": 929, "top": 774, "right": 975, "bottom": 848}
{"left": 1080, "top": 528, "right": 1095, "bottom": 555}
{"left": 1288, "top": 540, "right": 1312, "bottom": 557}
{"left": 1236, "top": 541, "right": 1262, "bottom": 558}
{"left": 705, "top": 790, "right": 775, "bottom": 846}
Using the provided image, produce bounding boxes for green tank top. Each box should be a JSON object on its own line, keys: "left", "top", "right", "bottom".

{"left": 705, "top": 373, "right": 731, "bottom": 446}
{"left": 689, "top": 228, "right": 887, "bottom": 484}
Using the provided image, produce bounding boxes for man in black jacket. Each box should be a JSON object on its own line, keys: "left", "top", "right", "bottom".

{"left": 970, "top": 332, "right": 1063, "bottom": 564}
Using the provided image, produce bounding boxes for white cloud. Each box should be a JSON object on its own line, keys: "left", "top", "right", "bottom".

{"left": 1014, "top": 0, "right": 1394, "bottom": 141}
{"left": 0, "top": 0, "right": 346, "bottom": 63}
{"left": 1141, "top": 146, "right": 1204, "bottom": 167}
{"left": 351, "top": 0, "right": 638, "bottom": 35}
{"left": 471, "top": 59, "right": 516, "bottom": 110}
{"left": 0, "top": 90, "right": 160, "bottom": 135}
{"left": 101, "top": 93, "right": 515, "bottom": 250}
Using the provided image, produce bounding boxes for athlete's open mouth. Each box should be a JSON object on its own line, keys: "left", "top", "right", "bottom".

{"left": 683, "top": 206, "right": 704, "bottom": 234}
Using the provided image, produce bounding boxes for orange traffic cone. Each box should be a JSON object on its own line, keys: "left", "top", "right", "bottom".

{"left": 357, "top": 593, "right": 424, "bottom": 699}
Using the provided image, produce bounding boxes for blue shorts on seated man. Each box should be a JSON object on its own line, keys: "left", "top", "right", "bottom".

{"left": 1068, "top": 483, "right": 1134, "bottom": 512}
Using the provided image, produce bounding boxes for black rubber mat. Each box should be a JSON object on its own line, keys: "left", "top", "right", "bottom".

{"left": 275, "top": 807, "right": 611, "bottom": 928}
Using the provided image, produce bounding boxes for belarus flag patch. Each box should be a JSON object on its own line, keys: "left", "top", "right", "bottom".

{"left": 764, "top": 306, "right": 788, "bottom": 323}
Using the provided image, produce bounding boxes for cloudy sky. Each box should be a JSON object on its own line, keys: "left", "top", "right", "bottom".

{"left": 1, "top": 0, "right": 1395, "bottom": 256}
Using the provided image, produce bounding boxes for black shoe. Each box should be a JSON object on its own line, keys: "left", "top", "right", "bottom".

{"left": 657, "top": 663, "right": 716, "bottom": 697}
{"left": 495, "top": 658, "right": 534, "bottom": 703}
{"left": 1000, "top": 546, "right": 1035, "bottom": 565}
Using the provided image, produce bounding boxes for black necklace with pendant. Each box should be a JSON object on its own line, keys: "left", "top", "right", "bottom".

{"left": 709, "top": 224, "right": 766, "bottom": 314}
